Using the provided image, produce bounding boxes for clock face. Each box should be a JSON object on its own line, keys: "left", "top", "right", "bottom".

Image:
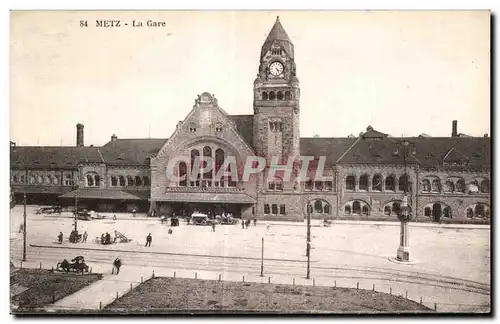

{"left": 269, "top": 62, "right": 284, "bottom": 76}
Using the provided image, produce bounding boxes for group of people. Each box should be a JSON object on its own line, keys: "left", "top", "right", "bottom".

{"left": 100, "top": 232, "right": 113, "bottom": 245}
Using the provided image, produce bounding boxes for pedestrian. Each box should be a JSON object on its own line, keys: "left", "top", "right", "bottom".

{"left": 105, "top": 232, "right": 111, "bottom": 245}
{"left": 266, "top": 223, "right": 271, "bottom": 232}
{"left": 113, "top": 214, "right": 117, "bottom": 221}
{"left": 168, "top": 228, "right": 173, "bottom": 235}
{"left": 241, "top": 219, "right": 245, "bottom": 229}
{"left": 145, "top": 233, "right": 152, "bottom": 247}
{"left": 132, "top": 209, "right": 136, "bottom": 218}
{"left": 187, "top": 217, "right": 190, "bottom": 225}
{"left": 253, "top": 218, "right": 257, "bottom": 226}
{"left": 212, "top": 222, "right": 216, "bottom": 232}
{"left": 82, "top": 231, "right": 88, "bottom": 243}
{"left": 112, "top": 257, "right": 122, "bottom": 275}
{"left": 58, "top": 232, "right": 63, "bottom": 244}
{"left": 19, "top": 223, "right": 24, "bottom": 233}
{"left": 101, "top": 233, "right": 105, "bottom": 245}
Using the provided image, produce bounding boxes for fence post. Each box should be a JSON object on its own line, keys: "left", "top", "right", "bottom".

{"left": 116, "top": 292, "right": 118, "bottom": 300}
{"left": 372, "top": 284, "right": 375, "bottom": 291}
{"left": 130, "top": 283, "right": 133, "bottom": 291}
{"left": 141, "top": 276, "right": 143, "bottom": 283}
{"left": 52, "top": 294, "right": 55, "bottom": 303}
{"left": 20, "top": 261, "right": 23, "bottom": 269}
{"left": 293, "top": 278, "right": 295, "bottom": 286}
{"left": 434, "top": 303, "right": 437, "bottom": 311}
{"left": 174, "top": 271, "right": 176, "bottom": 278}
{"left": 268, "top": 277, "right": 271, "bottom": 284}
{"left": 420, "top": 297, "right": 422, "bottom": 305}
{"left": 334, "top": 280, "right": 336, "bottom": 288}
{"left": 218, "top": 274, "right": 221, "bottom": 282}
{"left": 405, "top": 290, "right": 408, "bottom": 299}
{"left": 99, "top": 301, "right": 102, "bottom": 310}
{"left": 390, "top": 287, "right": 392, "bottom": 295}
{"left": 357, "top": 282, "right": 359, "bottom": 290}
{"left": 195, "top": 272, "right": 197, "bottom": 279}
{"left": 313, "top": 279, "right": 315, "bottom": 287}
{"left": 152, "top": 270, "right": 155, "bottom": 278}
{"left": 40, "top": 262, "right": 42, "bottom": 269}
{"left": 90, "top": 267, "right": 92, "bottom": 274}
{"left": 51, "top": 266, "right": 54, "bottom": 271}
{"left": 242, "top": 276, "right": 245, "bottom": 282}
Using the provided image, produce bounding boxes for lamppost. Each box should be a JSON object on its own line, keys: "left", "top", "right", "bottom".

{"left": 22, "top": 192, "right": 27, "bottom": 261}
{"left": 395, "top": 140, "right": 414, "bottom": 262}
{"left": 74, "top": 193, "right": 78, "bottom": 232}
{"left": 306, "top": 202, "right": 311, "bottom": 279}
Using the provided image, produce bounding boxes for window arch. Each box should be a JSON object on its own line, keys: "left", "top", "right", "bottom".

{"left": 203, "top": 146, "right": 212, "bottom": 180}
{"left": 179, "top": 162, "right": 187, "bottom": 187}
{"left": 46, "top": 175, "right": 53, "bottom": 185}
{"left": 385, "top": 175, "right": 395, "bottom": 191}
{"left": 352, "top": 201, "right": 361, "bottom": 215}
{"left": 37, "top": 175, "right": 44, "bottom": 184}
{"left": 424, "top": 207, "right": 432, "bottom": 217}
{"left": 191, "top": 149, "right": 200, "bottom": 175}
{"left": 12, "top": 174, "right": 18, "bottom": 183}
{"left": 480, "top": 179, "right": 490, "bottom": 193}
{"left": 135, "top": 176, "right": 143, "bottom": 186}
{"left": 285, "top": 91, "right": 291, "bottom": 100}
{"left": 119, "top": 175, "right": 126, "bottom": 186}
{"left": 314, "top": 200, "right": 323, "bottom": 213}
{"left": 344, "top": 205, "right": 351, "bottom": 215}
{"left": 372, "top": 174, "right": 382, "bottom": 191}
{"left": 431, "top": 179, "right": 441, "bottom": 192}
{"left": 143, "top": 176, "right": 150, "bottom": 186}
{"left": 466, "top": 208, "right": 474, "bottom": 218}
{"left": 127, "top": 176, "right": 134, "bottom": 187}
{"left": 111, "top": 176, "right": 118, "bottom": 187}
{"left": 29, "top": 175, "right": 36, "bottom": 184}
{"left": 456, "top": 179, "right": 465, "bottom": 193}
{"left": 359, "top": 174, "right": 369, "bottom": 191}
{"left": 309, "top": 199, "right": 331, "bottom": 215}
{"left": 20, "top": 175, "right": 25, "bottom": 184}
{"left": 422, "top": 179, "right": 431, "bottom": 192}
{"left": 362, "top": 205, "right": 369, "bottom": 216}
{"left": 262, "top": 92, "right": 268, "bottom": 100}
{"left": 392, "top": 202, "right": 401, "bottom": 215}
{"left": 269, "top": 91, "right": 276, "bottom": 100}
{"left": 53, "top": 176, "right": 59, "bottom": 185}
{"left": 215, "top": 149, "right": 224, "bottom": 174}
{"left": 345, "top": 175, "right": 355, "bottom": 191}
{"left": 277, "top": 91, "right": 284, "bottom": 100}
{"left": 384, "top": 206, "right": 391, "bottom": 215}
{"left": 398, "top": 174, "right": 409, "bottom": 192}
{"left": 86, "top": 174, "right": 94, "bottom": 187}
{"left": 268, "top": 177, "right": 283, "bottom": 191}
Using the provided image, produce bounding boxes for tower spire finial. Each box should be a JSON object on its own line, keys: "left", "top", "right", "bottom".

{"left": 277, "top": 16, "right": 279, "bottom": 20}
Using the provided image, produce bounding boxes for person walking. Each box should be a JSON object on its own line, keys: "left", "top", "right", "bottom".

{"left": 241, "top": 219, "right": 245, "bottom": 229}
{"left": 212, "top": 222, "right": 216, "bottom": 232}
{"left": 253, "top": 218, "right": 257, "bottom": 226}
{"left": 57, "top": 232, "right": 63, "bottom": 244}
{"left": 112, "top": 257, "right": 122, "bottom": 275}
{"left": 82, "top": 231, "right": 88, "bottom": 243}
{"left": 145, "top": 233, "right": 152, "bottom": 247}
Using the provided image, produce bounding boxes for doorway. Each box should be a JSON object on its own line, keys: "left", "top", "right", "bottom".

{"left": 432, "top": 203, "right": 442, "bottom": 222}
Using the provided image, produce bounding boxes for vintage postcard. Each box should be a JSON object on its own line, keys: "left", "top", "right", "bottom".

{"left": 9, "top": 10, "right": 490, "bottom": 314}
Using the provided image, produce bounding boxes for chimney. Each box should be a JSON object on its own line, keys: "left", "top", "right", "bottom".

{"left": 484, "top": 133, "right": 488, "bottom": 137}
{"left": 111, "top": 134, "right": 118, "bottom": 142}
{"left": 452, "top": 120, "right": 458, "bottom": 137}
{"left": 76, "top": 123, "right": 84, "bottom": 147}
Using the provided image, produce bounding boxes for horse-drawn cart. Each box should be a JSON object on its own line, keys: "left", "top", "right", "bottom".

{"left": 56, "top": 256, "right": 89, "bottom": 274}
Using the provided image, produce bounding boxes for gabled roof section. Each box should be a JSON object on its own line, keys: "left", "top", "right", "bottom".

{"left": 443, "top": 147, "right": 469, "bottom": 165}
{"left": 10, "top": 146, "right": 103, "bottom": 169}
{"left": 300, "top": 138, "right": 358, "bottom": 167}
{"left": 260, "top": 17, "right": 294, "bottom": 59}
{"left": 228, "top": 115, "right": 254, "bottom": 149}
{"left": 101, "top": 138, "right": 168, "bottom": 165}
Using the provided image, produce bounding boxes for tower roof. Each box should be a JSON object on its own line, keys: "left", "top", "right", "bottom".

{"left": 261, "top": 16, "right": 294, "bottom": 59}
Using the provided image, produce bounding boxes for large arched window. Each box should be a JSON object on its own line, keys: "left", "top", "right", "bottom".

{"left": 277, "top": 91, "right": 284, "bottom": 100}
{"left": 359, "top": 174, "right": 369, "bottom": 191}
{"left": 314, "top": 200, "right": 323, "bottom": 213}
{"left": 345, "top": 175, "right": 355, "bottom": 191}
{"left": 262, "top": 92, "right": 268, "bottom": 100}
{"left": 398, "top": 174, "right": 409, "bottom": 192}
{"left": 310, "top": 199, "right": 331, "bottom": 215}
{"left": 111, "top": 176, "right": 118, "bottom": 187}
{"left": 431, "top": 179, "right": 441, "bottom": 192}
{"left": 269, "top": 91, "right": 276, "bottom": 100}
{"left": 215, "top": 149, "right": 225, "bottom": 175}
{"left": 127, "top": 176, "right": 134, "bottom": 187}
{"left": 344, "top": 205, "right": 351, "bottom": 215}
{"left": 392, "top": 201, "right": 401, "bottom": 215}
{"left": 385, "top": 175, "right": 395, "bottom": 191}
{"left": 480, "top": 179, "right": 490, "bottom": 193}
{"left": 119, "top": 176, "right": 126, "bottom": 186}
{"left": 285, "top": 91, "right": 291, "bottom": 100}
{"left": 372, "top": 174, "right": 382, "bottom": 191}
{"left": 203, "top": 146, "right": 212, "bottom": 180}
{"left": 362, "top": 205, "right": 369, "bottom": 216}
{"left": 135, "top": 176, "right": 143, "bottom": 186}
{"left": 384, "top": 206, "right": 391, "bottom": 215}
{"left": 191, "top": 149, "right": 200, "bottom": 179}
{"left": 422, "top": 179, "right": 431, "bottom": 192}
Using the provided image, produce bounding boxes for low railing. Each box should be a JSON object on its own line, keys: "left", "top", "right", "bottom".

{"left": 164, "top": 187, "right": 246, "bottom": 193}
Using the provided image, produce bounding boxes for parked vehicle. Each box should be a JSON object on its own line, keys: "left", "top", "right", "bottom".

{"left": 190, "top": 213, "right": 209, "bottom": 225}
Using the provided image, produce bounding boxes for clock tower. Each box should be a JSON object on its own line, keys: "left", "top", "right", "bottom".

{"left": 253, "top": 17, "right": 300, "bottom": 165}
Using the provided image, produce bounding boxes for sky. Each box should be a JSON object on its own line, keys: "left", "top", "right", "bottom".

{"left": 10, "top": 10, "right": 490, "bottom": 146}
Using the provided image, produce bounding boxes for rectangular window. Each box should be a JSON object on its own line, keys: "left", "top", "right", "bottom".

{"left": 271, "top": 204, "right": 278, "bottom": 215}
{"left": 314, "top": 181, "right": 323, "bottom": 191}
{"left": 264, "top": 204, "right": 270, "bottom": 215}
{"left": 325, "top": 181, "right": 333, "bottom": 191}
{"left": 279, "top": 204, "right": 286, "bottom": 215}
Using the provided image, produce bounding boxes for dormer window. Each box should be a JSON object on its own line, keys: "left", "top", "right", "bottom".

{"left": 269, "top": 121, "right": 283, "bottom": 133}
{"left": 190, "top": 127, "right": 196, "bottom": 133}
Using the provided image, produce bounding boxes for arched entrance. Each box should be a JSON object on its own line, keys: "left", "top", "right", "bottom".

{"left": 432, "top": 203, "right": 442, "bottom": 222}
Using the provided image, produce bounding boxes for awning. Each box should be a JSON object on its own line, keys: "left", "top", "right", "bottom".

{"left": 11, "top": 186, "right": 64, "bottom": 194}
{"left": 154, "top": 192, "right": 256, "bottom": 204}
{"left": 59, "top": 189, "right": 150, "bottom": 200}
